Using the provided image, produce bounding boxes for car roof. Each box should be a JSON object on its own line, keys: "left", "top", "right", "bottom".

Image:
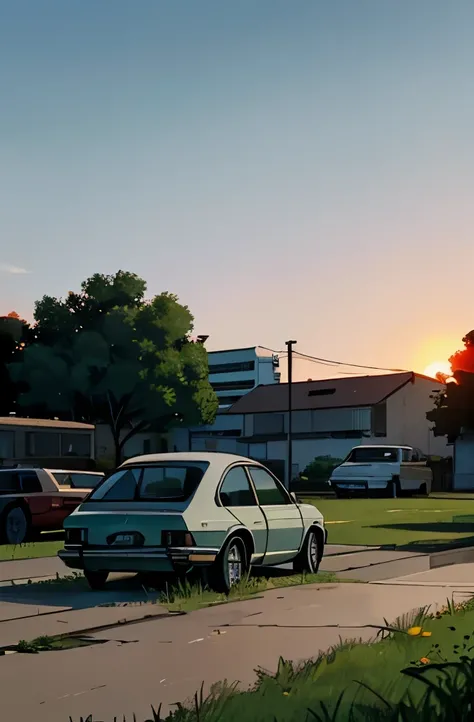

{"left": 44, "top": 469, "right": 104, "bottom": 474}
{"left": 351, "top": 445, "right": 412, "bottom": 450}
{"left": 121, "top": 451, "right": 258, "bottom": 466}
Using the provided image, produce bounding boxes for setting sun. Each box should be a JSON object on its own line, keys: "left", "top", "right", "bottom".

{"left": 423, "top": 361, "right": 452, "bottom": 379}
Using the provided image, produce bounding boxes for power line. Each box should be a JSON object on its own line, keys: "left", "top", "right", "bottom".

{"left": 291, "top": 350, "right": 408, "bottom": 374}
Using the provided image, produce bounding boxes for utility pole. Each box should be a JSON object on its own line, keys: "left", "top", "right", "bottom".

{"left": 286, "top": 340, "right": 297, "bottom": 489}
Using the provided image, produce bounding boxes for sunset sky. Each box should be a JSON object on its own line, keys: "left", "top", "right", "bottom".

{"left": 1, "top": 1, "right": 473, "bottom": 381}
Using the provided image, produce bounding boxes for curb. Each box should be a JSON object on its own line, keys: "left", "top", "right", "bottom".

{"left": 430, "top": 545, "right": 474, "bottom": 569}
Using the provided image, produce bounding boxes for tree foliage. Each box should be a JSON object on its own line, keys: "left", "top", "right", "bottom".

{"left": 427, "top": 331, "right": 474, "bottom": 439}
{"left": 9, "top": 272, "right": 218, "bottom": 463}
{"left": 0, "top": 313, "right": 29, "bottom": 415}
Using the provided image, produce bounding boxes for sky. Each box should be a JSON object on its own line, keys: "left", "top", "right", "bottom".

{"left": 1, "top": 0, "right": 473, "bottom": 381}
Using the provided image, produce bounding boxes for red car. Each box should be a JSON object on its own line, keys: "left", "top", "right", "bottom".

{"left": 0, "top": 467, "right": 104, "bottom": 544}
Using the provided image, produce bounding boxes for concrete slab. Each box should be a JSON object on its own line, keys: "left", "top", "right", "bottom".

{"left": 0, "top": 602, "right": 169, "bottom": 648}
{"left": 378, "top": 562, "right": 474, "bottom": 586}
{"left": 0, "top": 556, "right": 65, "bottom": 583}
{"left": 0, "top": 581, "right": 469, "bottom": 722}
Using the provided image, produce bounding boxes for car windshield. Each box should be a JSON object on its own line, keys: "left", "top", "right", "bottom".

{"left": 89, "top": 463, "right": 209, "bottom": 502}
{"left": 52, "top": 472, "right": 104, "bottom": 489}
{"left": 349, "top": 447, "right": 399, "bottom": 463}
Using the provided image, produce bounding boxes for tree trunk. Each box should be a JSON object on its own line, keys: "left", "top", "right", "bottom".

{"left": 113, "top": 433, "right": 122, "bottom": 468}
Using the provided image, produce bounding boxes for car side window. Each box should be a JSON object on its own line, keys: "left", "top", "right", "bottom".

{"left": 0, "top": 471, "right": 21, "bottom": 493}
{"left": 20, "top": 472, "right": 42, "bottom": 493}
{"left": 248, "top": 466, "right": 290, "bottom": 506}
{"left": 220, "top": 466, "right": 256, "bottom": 507}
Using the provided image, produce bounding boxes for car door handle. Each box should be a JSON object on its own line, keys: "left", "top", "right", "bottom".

{"left": 254, "top": 520, "right": 264, "bottom": 525}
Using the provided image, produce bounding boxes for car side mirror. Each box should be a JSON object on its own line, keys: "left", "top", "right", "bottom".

{"left": 290, "top": 492, "right": 298, "bottom": 504}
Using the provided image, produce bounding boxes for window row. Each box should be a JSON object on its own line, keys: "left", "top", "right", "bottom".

{"left": 0, "top": 430, "right": 91, "bottom": 459}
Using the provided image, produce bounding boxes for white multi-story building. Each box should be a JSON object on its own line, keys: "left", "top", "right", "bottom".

{"left": 172, "top": 346, "right": 281, "bottom": 451}
{"left": 208, "top": 346, "right": 280, "bottom": 410}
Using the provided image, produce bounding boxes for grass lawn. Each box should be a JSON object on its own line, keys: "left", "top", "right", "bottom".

{"left": 306, "top": 494, "right": 474, "bottom": 550}
{"left": 0, "top": 540, "right": 63, "bottom": 562}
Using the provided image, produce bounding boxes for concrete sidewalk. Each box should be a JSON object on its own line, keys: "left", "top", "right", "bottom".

{"left": 2, "top": 581, "right": 473, "bottom": 722}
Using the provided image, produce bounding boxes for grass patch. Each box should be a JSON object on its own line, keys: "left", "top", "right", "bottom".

{"left": 68, "top": 598, "right": 474, "bottom": 721}
{"left": 153, "top": 571, "right": 339, "bottom": 613}
{"left": 10, "top": 634, "right": 105, "bottom": 654}
{"left": 305, "top": 496, "right": 474, "bottom": 550}
{"left": 0, "top": 540, "right": 63, "bottom": 562}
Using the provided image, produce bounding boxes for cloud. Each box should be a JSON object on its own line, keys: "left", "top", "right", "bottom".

{"left": 0, "top": 263, "right": 30, "bottom": 275}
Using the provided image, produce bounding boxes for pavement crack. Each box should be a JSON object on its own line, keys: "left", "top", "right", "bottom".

{"left": 218, "top": 622, "right": 399, "bottom": 633}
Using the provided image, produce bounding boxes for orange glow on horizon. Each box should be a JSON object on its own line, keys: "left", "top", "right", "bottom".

{"left": 423, "top": 361, "right": 452, "bottom": 379}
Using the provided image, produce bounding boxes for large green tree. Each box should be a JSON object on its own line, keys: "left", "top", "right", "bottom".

{"left": 9, "top": 272, "right": 218, "bottom": 464}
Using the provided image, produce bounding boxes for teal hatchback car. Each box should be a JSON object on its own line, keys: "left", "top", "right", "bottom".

{"left": 59, "top": 452, "right": 326, "bottom": 593}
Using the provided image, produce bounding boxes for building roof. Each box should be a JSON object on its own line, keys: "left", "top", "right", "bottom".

{"left": 226, "top": 372, "right": 436, "bottom": 414}
{"left": 0, "top": 417, "right": 95, "bottom": 430}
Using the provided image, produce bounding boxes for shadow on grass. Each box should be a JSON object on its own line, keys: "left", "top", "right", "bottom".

{"left": 371, "top": 521, "right": 474, "bottom": 553}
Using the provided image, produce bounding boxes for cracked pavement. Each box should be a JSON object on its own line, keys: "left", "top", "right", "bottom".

{"left": 2, "top": 580, "right": 474, "bottom": 722}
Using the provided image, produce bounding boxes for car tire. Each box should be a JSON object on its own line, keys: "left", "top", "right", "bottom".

{"left": 84, "top": 570, "right": 109, "bottom": 590}
{"left": 0, "top": 505, "right": 31, "bottom": 545}
{"left": 418, "top": 482, "right": 429, "bottom": 496}
{"left": 209, "top": 535, "right": 248, "bottom": 595}
{"left": 293, "top": 528, "right": 322, "bottom": 574}
{"left": 387, "top": 478, "right": 401, "bottom": 499}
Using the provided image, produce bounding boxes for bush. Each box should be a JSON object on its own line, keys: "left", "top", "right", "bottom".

{"left": 291, "top": 455, "right": 343, "bottom": 493}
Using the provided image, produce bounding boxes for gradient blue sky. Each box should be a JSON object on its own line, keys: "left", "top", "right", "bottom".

{"left": 1, "top": 1, "right": 473, "bottom": 380}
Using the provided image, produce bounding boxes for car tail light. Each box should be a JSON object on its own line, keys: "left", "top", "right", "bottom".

{"left": 162, "top": 531, "right": 195, "bottom": 547}
{"left": 65, "top": 528, "right": 87, "bottom": 544}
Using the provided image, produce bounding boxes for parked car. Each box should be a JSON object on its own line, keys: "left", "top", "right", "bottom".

{"left": 0, "top": 467, "right": 104, "bottom": 544}
{"left": 59, "top": 452, "right": 326, "bottom": 592}
{"left": 329, "top": 445, "right": 432, "bottom": 498}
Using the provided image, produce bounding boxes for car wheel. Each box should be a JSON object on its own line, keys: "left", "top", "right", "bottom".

{"left": 386, "top": 478, "right": 401, "bottom": 499}
{"left": 1, "top": 505, "right": 30, "bottom": 545}
{"left": 209, "top": 536, "right": 248, "bottom": 595}
{"left": 419, "top": 482, "right": 429, "bottom": 496}
{"left": 293, "top": 528, "right": 321, "bottom": 574}
{"left": 84, "top": 570, "right": 109, "bottom": 590}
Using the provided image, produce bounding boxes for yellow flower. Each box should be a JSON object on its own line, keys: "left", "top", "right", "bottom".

{"left": 407, "top": 626, "right": 422, "bottom": 636}
{"left": 421, "top": 631, "right": 432, "bottom": 637}
{"left": 420, "top": 657, "right": 430, "bottom": 665}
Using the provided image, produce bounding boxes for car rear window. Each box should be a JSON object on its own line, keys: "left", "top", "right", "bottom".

{"left": 52, "top": 472, "right": 104, "bottom": 489}
{"left": 89, "top": 463, "right": 209, "bottom": 502}
{"left": 349, "top": 447, "right": 398, "bottom": 463}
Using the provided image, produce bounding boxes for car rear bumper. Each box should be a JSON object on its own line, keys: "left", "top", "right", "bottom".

{"left": 331, "top": 480, "right": 391, "bottom": 494}
{"left": 58, "top": 545, "right": 219, "bottom": 573}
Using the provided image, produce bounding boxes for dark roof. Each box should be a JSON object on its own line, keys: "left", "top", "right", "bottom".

{"left": 226, "top": 372, "right": 422, "bottom": 414}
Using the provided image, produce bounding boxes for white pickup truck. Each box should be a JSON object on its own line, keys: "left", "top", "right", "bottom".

{"left": 329, "top": 445, "right": 432, "bottom": 498}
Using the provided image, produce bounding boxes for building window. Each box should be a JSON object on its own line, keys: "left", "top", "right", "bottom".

{"left": 0, "top": 431, "right": 14, "bottom": 459}
{"left": 372, "top": 402, "right": 387, "bottom": 437}
{"left": 60, "top": 433, "right": 91, "bottom": 457}
{"left": 253, "top": 413, "right": 284, "bottom": 435}
{"left": 27, "top": 432, "right": 60, "bottom": 457}
{"left": 209, "top": 361, "right": 255, "bottom": 375}
{"left": 212, "top": 380, "right": 255, "bottom": 391}
{"left": 217, "top": 396, "right": 243, "bottom": 406}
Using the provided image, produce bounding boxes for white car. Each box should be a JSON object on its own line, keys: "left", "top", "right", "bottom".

{"left": 59, "top": 452, "right": 326, "bottom": 592}
{"left": 329, "top": 445, "right": 432, "bottom": 497}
